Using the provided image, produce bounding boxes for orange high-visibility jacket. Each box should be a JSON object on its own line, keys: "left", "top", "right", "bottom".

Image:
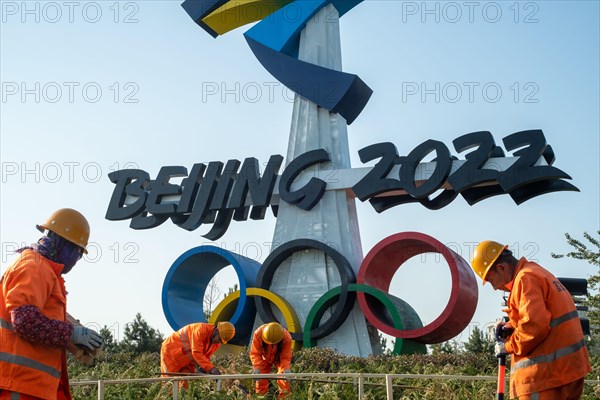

{"left": 0, "top": 250, "right": 70, "bottom": 400}
{"left": 504, "top": 258, "right": 592, "bottom": 397}
{"left": 250, "top": 325, "right": 292, "bottom": 371}
{"left": 160, "top": 323, "right": 221, "bottom": 373}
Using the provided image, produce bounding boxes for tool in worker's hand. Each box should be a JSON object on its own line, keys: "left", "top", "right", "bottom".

{"left": 494, "top": 324, "right": 508, "bottom": 399}
{"left": 219, "top": 367, "right": 251, "bottom": 398}
{"left": 494, "top": 322, "right": 514, "bottom": 341}
{"left": 496, "top": 348, "right": 507, "bottom": 400}
{"left": 494, "top": 316, "right": 511, "bottom": 400}
{"left": 233, "top": 380, "right": 251, "bottom": 398}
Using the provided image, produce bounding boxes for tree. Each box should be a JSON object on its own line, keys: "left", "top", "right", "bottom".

{"left": 552, "top": 230, "right": 600, "bottom": 354}
{"left": 120, "top": 313, "right": 164, "bottom": 354}
{"left": 224, "top": 283, "right": 239, "bottom": 298}
{"left": 204, "top": 277, "right": 223, "bottom": 320}
{"left": 429, "top": 339, "right": 462, "bottom": 355}
{"left": 365, "top": 320, "right": 387, "bottom": 355}
{"left": 464, "top": 326, "right": 494, "bottom": 354}
{"left": 99, "top": 325, "right": 120, "bottom": 353}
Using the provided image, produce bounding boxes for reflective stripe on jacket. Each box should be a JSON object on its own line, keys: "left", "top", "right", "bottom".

{"left": 504, "top": 258, "right": 591, "bottom": 397}
{"left": 160, "top": 323, "right": 220, "bottom": 373}
{"left": 249, "top": 325, "right": 292, "bottom": 371}
{"left": 0, "top": 250, "right": 69, "bottom": 400}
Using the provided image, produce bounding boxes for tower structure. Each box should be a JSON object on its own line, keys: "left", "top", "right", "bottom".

{"left": 265, "top": 4, "right": 373, "bottom": 356}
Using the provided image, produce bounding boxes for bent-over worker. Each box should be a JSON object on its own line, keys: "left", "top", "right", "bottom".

{"left": 250, "top": 322, "right": 293, "bottom": 399}
{"left": 160, "top": 321, "right": 235, "bottom": 387}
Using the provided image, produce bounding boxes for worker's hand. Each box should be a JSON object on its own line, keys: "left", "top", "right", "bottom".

{"left": 495, "top": 342, "right": 508, "bottom": 358}
{"left": 494, "top": 321, "right": 514, "bottom": 341}
{"left": 251, "top": 369, "right": 261, "bottom": 382}
{"left": 283, "top": 369, "right": 291, "bottom": 374}
{"left": 70, "top": 326, "right": 102, "bottom": 352}
{"left": 209, "top": 367, "right": 221, "bottom": 375}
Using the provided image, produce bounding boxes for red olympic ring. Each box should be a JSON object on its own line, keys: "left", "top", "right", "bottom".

{"left": 357, "top": 231, "right": 478, "bottom": 343}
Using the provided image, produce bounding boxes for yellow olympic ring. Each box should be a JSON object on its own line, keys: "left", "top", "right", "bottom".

{"left": 210, "top": 287, "right": 302, "bottom": 351}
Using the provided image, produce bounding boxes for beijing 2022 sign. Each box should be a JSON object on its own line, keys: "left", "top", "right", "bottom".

{"left": 106, "top": 1, "right": 578, "bottom": 353}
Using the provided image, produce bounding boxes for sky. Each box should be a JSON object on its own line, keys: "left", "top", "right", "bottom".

{"left": 1, "top": 0, "right": 599, "bottom": 351}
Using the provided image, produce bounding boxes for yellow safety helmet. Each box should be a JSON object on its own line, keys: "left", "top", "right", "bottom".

{"left": 471, "top": 240, "right": 508, "bottom": 284}
{"left": 37, "top": 208, "right": 90, "bottom": 253}
{"left": 262, "top": 322, "right": 284, "bottom": 345}
{"left": 217, "top": 321, "right": 235, "bottom": 344}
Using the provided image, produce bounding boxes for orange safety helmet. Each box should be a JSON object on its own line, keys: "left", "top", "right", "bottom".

{"left": 217, "top": 321, "right": 235, "bottom": 344}
{"left": 471, "top": 240, "right": 508, "bottom": 284}
{"left": 262, "top": 322, "right": 284, "bottom": 345}
{"left": 37, "top": 208, "right": 90, "bottom": 253}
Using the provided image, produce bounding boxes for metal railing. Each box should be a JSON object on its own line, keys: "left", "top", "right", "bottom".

{"left": 71, "top": 373, "right": 600, "bottom": 400}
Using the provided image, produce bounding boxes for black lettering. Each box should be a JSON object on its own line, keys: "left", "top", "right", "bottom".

{"left": 399, "top": 139, "right": 452, "bottom": 199}
{"left": 177, "top": 161, "right": 223, "bottom": 231}
{"left": 352, "top": 142, "right": 403, "bottom": 201}
{"left": 498, "top": 130, "right": 571, "bottom": 191}
{"left": 279, "top": 149, "right": 329, "bottom": 210}
{"left": 228, "top": 155, "right": 283, "bottom": 221}
{"left": 146, "top": 166, "right": 187, "bottom": 216}
{"left": 176, "top": 163, "right": 206, "bottom": 214}
{"left": 105, "top": 169, "right": 150, "bottom": 220}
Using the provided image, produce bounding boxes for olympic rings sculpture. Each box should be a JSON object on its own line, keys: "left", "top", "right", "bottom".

{"left": 162, "top": 232, "right": 478, "bottom": 353}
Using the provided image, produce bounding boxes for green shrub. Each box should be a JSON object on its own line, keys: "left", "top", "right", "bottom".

{"left": 68, "top": 349, "right": 600, "bottom": 399}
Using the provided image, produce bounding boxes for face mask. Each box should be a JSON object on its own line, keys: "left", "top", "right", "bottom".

{"left": 57, "top": 242, "right": 83, "bottom": 274}
{"left": 21, "top": 235, "right": 59, "bottom": 260}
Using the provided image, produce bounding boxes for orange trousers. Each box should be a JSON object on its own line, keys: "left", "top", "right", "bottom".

{"left": 0, "top": 386, "right": 69, "bottom": 400}
{"left": 516, "top": 378, "right": 585, "bottom": 400}
{"left": 160, "top": 361, "right": 196, "bottom": 389}
{"left": 255, "top": 365, "right": 291, "bottom": 398}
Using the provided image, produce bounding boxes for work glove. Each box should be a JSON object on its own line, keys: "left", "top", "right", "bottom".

{"left": 495, "top": 341, "right": 508, "bottom": 358}
{"left": 252, "top": 369, "right": 261, "bottom": 382}
{"left": 283, "top": 369, "right": 291, "bottom": 374}
{"left": 209, "top": 367, "right": 221, "bottom": 375}
{"left": 70, "top": 326, "right": 102, "bottom": 352}
{"left": 494, "top": 321, "right": 514, "bottom": 341}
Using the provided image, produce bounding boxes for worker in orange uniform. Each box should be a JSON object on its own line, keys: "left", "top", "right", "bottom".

{"left": 160, "top": 321, "right": 235, "bottom": 384}
{"left": 0, "top": 208, "right": 103, "bottom": 400}
{"left": 471, "top": 241, "right": 591, "bottom": 400}
{"left": 250, "top": 322, "right": 293, "bottom": 399}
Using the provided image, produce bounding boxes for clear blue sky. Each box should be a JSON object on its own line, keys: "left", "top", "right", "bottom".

{"left": 1, "top": 1, "right": 599, "bottom": 348}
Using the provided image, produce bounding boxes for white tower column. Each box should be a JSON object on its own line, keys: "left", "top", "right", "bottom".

{"left": 266, "top": 4, "right": 373, "bottom": 356}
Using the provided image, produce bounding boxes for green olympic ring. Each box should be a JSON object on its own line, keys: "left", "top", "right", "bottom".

{"left": 303, "top": 283, "right": 426, "bottom": 354}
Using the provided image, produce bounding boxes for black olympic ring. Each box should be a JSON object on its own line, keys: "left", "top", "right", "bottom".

{"left": 255, "top": 238, "right": 356, "bottom": 342}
